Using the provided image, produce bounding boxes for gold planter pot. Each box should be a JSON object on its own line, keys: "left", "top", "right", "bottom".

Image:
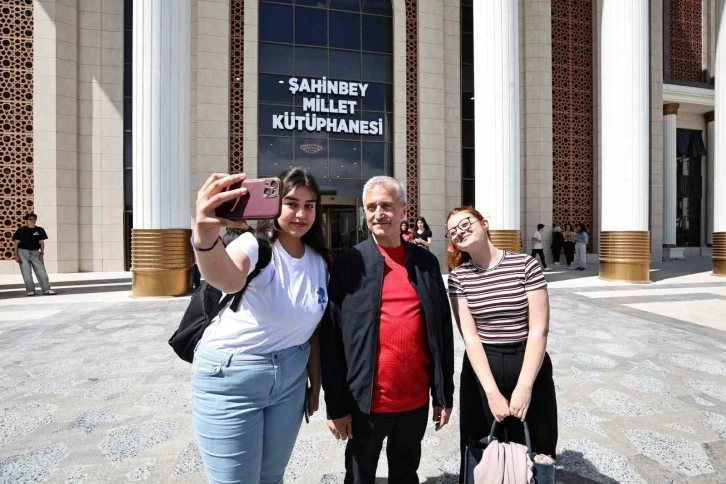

{"left": 713, "top": 233, "right": 726, "bottom": 277}
{"left": 599, "top": 231, "right": 651, "bottom": 283}
{"left": 131, "top": 229, "right": 193, "bottom": 297}
{"left": 489, "top": 230, "right": 522, "bottom": 254}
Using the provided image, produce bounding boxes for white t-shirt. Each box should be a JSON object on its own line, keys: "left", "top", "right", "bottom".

{"left": 201, "top": 232, "right": 329, "bottom": 354}
{"left": 533, "top": 231, "right": 543, "bottom": 250}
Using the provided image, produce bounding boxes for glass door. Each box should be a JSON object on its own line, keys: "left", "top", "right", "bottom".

{"left": 329, "top": 208, "right": 357, "bottom": 258}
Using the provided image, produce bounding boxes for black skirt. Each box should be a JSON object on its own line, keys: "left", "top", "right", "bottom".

{"left": 458, "top": 341, "right": 558, "bottom": 483}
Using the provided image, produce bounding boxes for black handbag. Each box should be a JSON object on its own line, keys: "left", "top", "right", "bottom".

{"left": 168, "top": 238, "right": 272, "bottom": 363}
{"left": 464, "top": 419, "right": 555, "bottom": 484}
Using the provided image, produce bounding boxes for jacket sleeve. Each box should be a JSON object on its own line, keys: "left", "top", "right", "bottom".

{"left": 434, "top": 261, "right": 455, "bottom": 408}
{"left": 320, "top": 257, "right": 351, "bottom": 419}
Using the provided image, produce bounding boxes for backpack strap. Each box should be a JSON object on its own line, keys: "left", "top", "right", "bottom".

{"left": 229, "top": 238, "right": 272, "bottom": 312}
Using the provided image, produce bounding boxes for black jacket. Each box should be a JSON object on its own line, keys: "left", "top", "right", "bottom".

{"left": 321, "top": 237, "right": 455, "bottom": 419}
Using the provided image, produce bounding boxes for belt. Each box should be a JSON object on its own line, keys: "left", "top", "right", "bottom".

{"left": 482, "top": 340, "right": 527, "bottom": 354}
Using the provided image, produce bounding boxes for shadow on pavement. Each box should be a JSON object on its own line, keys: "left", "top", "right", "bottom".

{"left": 0, "top": 282, "right": 132, "bottom": 300}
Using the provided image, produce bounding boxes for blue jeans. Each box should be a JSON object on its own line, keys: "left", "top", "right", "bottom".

{"left": 18, "top": 249, "right": 50, "bottom": 293}
{"left": 192, "top": 341, "right": 310, "bottom": 484}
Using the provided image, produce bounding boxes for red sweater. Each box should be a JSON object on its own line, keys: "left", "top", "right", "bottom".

{"left": 371, "top": 244, "right": 431, "bottom": 413}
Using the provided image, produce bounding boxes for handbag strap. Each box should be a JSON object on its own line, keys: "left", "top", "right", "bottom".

{"left": 487, "top": 418, "right": 534, "bottom": 461}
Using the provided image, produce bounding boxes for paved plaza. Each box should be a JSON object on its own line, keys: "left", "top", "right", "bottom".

{"left": 0, "top": 259, "right": 725, "bottom": 483}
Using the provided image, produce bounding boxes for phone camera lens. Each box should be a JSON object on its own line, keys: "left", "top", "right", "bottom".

{"left": 270, "top": 180, "right": 278, "bottom": 189}
{"left": 263, "top": 187, "right": 272, "bottom": 197}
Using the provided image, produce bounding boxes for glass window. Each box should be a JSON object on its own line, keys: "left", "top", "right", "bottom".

{"left": 124, "top": 0, "right": 133, "bottom": 30}
{"left": 462, "top": 64, "right": 474, "bottom": 93}
{"left": 360, "top": 82, "right": 392, "bottom": 111}
{"left": 362, "top": 0, "right": 391, "bottom": 15}
{"left": 463, "top": 179, "right": 475, "bottom": 207}
{"left": 296, "top": 7, "right": 328, "bottom": 46}
{"left": 295, "top": 139, "right": 329, "bottom": 177}
{"left": 462, "top": 92, "right": 474, "bottom": 119}
{"left": 260, "top": 137, "right": 294, "bottom": 176}
{"left": 259, "top": 74, "right": 294, "bottom": 105}
{"left": 260, "top": 3, "right": 293, "bottom": 43}
{"left": 259, "top": 105, "right": 293, "bottom": 136}
{"left": 329, "top": 50, "right": 360, "bottom": 80}
{"left": 124, "top": 169, "right": 133, "bottom": 210}
{"left": 330, "top": 113, "right": 362, "bottom": 140}
{"left": 330, "top": 0, "right": 359, "bottom": 11}
{"left": 462, "top": 33, "right": 473, "bottom": 64}
{"left": 124, "top": 30, "right": 132, "bottom": 63}
{"left": 362, "top": 111, "right": 390, "bottom": 142}
{"left": 123, "top": 98, "right": 132, "bottom": 131}
{"left": 462, "top": 149, "right": 474, "bottom": 178}
{"left": 329, "top": 140, "right": 361, "bottom": 178}
{"left": 361, "top": 53, "right": 392, "bottom": 83}
{"left": 462, "top": 120, "right": 474, "bottom": 148}
{"left": 362, "top": 142, "right": 386, "bottom": 178}
{"left": 297, "top": 0, "right": 328, "bottom": 6}
{"left": 123, "top": 132, "right": 133, "bottom": 168}
{"left": 260, "top": 43, "right": 294, "bottom": 74}
{"left": 461, "top": 6, "right": 473, "bottom": 33}
{"left": 294, "top": 46, "right": 328, "bottom": 77}
{"left": 329, "top": 11, "right": 360, "bottom": 50}
{"left": 362, "top": 15, "right": 391, "bottom": 52}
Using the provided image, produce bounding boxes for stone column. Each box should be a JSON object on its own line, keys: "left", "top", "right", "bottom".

{"left": 473, "top": 0, "right": 521, "bottom": 253}
{"left": 131, "top": 0, "right": 193, "bottom": 296}
{"left": 706, "top": 111, "right": 714, "bottom": 246}
{"left": 662, "top": 103, "right": 679, "bottom": 257}
{"left": 600, "top": 0, "right": 651, "bottom": 282}
{"left": 715, "top": 0, "right": 726, "bottom": 275}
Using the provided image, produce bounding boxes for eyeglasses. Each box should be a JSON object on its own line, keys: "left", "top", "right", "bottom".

{"left": 445, "top": 217, "right": 479, "bottom": 239}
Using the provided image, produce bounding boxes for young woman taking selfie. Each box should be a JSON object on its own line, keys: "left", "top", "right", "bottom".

{"left": 191, "top": 167, "right": 330, "bottom": 484}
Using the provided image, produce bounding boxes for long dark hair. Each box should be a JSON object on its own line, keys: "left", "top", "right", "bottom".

{"left": 400, "top": 220, "right": 410, "bottom": 234}
{"left": 416, "top": 217, "right": 431, "bottom": 232}
{"left": 256, "top": 168, "right": 331, "bottom": 267}
{"left": 578, "top": 223, "right": 587, "bottom": 234}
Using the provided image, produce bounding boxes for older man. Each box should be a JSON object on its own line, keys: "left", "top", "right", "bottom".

{"left": 321, "top": 176, "right": 454, "bottom": 484}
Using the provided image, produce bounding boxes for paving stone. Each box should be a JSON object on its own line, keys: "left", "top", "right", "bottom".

{"left": 96, "top": 319, "right": 133, "bottom": 330}
{"left": 173, "top": 441, "right": 204, "bottom": 476}
{"left": 630, "top": 359, "right": 670, "bottom": 374}
{"left": 624, "top": 429, "right": 714, "bottom": 476}
{"left": 285, "top": 437, "right": 325, "bottom": 481}
{"left": 595, "top": 344, "right": 637, "bottom": 358}
{"left": 320, "top": 473, "right": 344, "bottom": 484}
{"left": 422, "top": 434, "right": 441, "bottom": 447}
{"left": 577, "top": 329, "right": 612, "bottom": 340}
{"left": 573, "top": 353, "right": 619, "bottom": 369}
{"left": 0, "top": 402, "right": 57, "bottom": 447}
{"left": 32, "top": 377, "right": 75, "bottom": 396}
{"left": 666, "top": 340, "right": 709, "bottom": 351}
{"left": 589, "top": 389, "right": 658, "bottom": 417}
{"left": 59, "top": 324, "right": 84, "bottom": 335}
{"left": 692, "top": 395, "right": 717, "bottom": 407}
{"left": 0, "top": 444, "right": 69, "bottom": 484}
{"left": 559, "top": 403, "right": 608, "bottom": 436}
{"left": 661, "top": 354, "right": 726, "bottom": 377}
{"left": 660, "top": 400, "right": 684, "bottom": 412}
{"left": 105, "top": 326, "right": 166, "bottom": 343}
{"left": 65, "top": 465, "right": 89, "bottom": 483}
{"left": 69, "top": 409, "right": 123, "bottom": 434}
{"left": 127, "top": 458, "right": 158, "bottom": 481}
{"left": 84, "top": 377, "right": 144, "bottom": 401}
{"left": 683, "top": 378, "right": 726, "bottom": 403}
{"left": 700, "top": 411, "right": 726, "bottom": 440}
{"left": 569, "top": 366, "right": 603, "bottom": 384}
{"left": 99, "top": 420, "right": 179, "bottom": 463}
{"left": 558, "top": 438, "right": 646, "bottom": 484}
{"left": 26, "top": 358, "right": 84, "bottom": 379}
{"left": 616, "top": 374, "right": 673, "bottom": 396}
{"left": 664, "top": 422, "right": 695, "bottom": 434}
{"left": 135, "top": 384, "right": 191, "bottom": 410}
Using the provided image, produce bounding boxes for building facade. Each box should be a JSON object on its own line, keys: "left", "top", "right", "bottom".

{"left": 0, "top": 0, "right": 723, "bottom": 293}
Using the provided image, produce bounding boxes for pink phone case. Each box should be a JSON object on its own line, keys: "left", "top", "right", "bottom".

{"left": 215, "top": 178, "right": 282, "bottom": 220}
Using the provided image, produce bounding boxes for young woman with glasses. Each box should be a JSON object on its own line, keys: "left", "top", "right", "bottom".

{"left": 444, "top": 207, "right": 557, "bottom": 481}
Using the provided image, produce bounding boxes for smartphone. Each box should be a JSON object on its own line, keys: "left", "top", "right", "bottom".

{"left": 215, "top": 177, "right": 282, "bottom": 221}
{"left": 304, "top": 382, "right": 310, "bottom": 424}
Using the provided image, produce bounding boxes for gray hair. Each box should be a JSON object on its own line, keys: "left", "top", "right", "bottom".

{"left": 362, "top": 176, "right": 407, "bottom": 204}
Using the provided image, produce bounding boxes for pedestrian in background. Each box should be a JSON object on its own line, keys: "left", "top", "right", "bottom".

{"left": 551, "top": 226, "right": 564, "bottom": 266}
{"left": 563, "top": 224, "right": 577, "bottom": 270}
{"left": 400, "top": 220, "right": 415, "bottom": 243}
{"left": 576, "top": 223, "right": 589, "bottom": 271}
{"left": 414, "top": 217, "right": 433, "bottom": 250}
{"left": 531, "top": 223, "right": 547, "bottom": 270}
{"left": 12, "top": 213, "right": 57, "bottom": 296}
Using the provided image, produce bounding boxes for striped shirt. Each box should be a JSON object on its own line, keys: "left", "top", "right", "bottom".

{"left": 448, "top": 252, "right": 547, "bottom": 344}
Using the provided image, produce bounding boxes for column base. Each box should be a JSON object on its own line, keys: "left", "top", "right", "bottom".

{"left": 489, "top": 230, "right": 522, "bottom": 254}
{"left": 713, "top": 233, "right": 726, "bottom": 277}
{"left": 599, "top": 231, "right": 651, "bottom": 283}
{"left": 131, "top": 229, "right": 193, "bottom": 297}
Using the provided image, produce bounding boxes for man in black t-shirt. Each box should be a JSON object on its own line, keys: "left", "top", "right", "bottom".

{"left": 12, "top": 213, "right": 57, "bottom": 296}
